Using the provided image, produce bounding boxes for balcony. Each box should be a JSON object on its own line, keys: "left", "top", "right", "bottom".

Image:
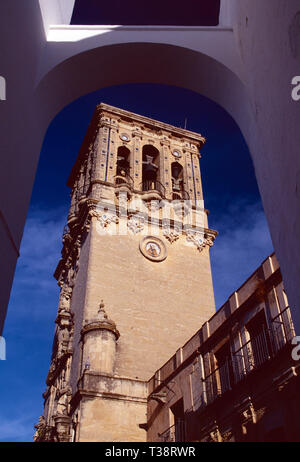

{"left": 204, "top": 359, "right": 232, "bottom": 405}
{"left": 201, "top": 309, "right": 295, "bottom": 407}
{"left": 158, "top": 421, "right": 185, "bottom": 442}
{"left": 172, "top": 190, "right": 190, "bottom": 201}
{"left": 140, "top": 180, "right": 166, "bottom": 199}
{"left": 233, "top": 328, "right": 271, "bottom": 383}
{"left": 114, "top": 170, "right": 133, "bottom": 189}
{"left": 270, "top": 307, "right": 295, "bottom": 355}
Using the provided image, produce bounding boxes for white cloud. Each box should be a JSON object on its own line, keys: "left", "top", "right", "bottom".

{"left": 8, "top": 207, "right": 66, "bottom": 319}
{"left": 0, "top": 414, "right": 36, "bottom": 442}
{"left": 210, "top": 200, "right": 274, "bottom": 308}
{"left": 0, "top": 207, "right": 67, "bottom": 442}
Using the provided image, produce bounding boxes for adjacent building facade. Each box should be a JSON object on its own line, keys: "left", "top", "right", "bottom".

{"left": 147, "top": 253, "right": 298, "bottom": 442}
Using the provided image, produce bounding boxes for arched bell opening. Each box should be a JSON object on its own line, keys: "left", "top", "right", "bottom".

{"left": 141, "top": 145, "right": 164, "bottom": 196}
{"left": 171, "top": 162, "right": 187, "bottom": 200}
{"left": 115, "top": 146, "right": 132, "bottom": 187}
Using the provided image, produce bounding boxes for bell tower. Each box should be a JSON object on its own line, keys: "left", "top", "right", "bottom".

{"left": 35, "top": 103, "right": 217, "bottom": 442}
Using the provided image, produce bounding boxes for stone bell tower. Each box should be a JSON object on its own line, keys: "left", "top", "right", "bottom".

{"left": 35, "top": 103, "right": 217, "bottom": 442}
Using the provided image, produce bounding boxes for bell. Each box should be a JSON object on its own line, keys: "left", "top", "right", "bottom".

{"left": 143, "top": 163, "right": 157, "bottom": 176}
{"left": 172, "top": 178, "right": 182, "bottom": 192}
{"left": 172, "top": 165, "right": 181, "bottom": 179}
{"left": 143, "top": 154, "right": 158, "bottom": 181}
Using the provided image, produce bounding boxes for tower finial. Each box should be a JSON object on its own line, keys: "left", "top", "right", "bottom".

{"left": 98, "top": 300, "right": 108, "bottom": 320}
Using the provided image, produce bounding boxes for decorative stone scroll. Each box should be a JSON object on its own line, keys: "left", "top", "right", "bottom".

{"left": 97, "top": 211, "right": 119, "bottom": 229}
{"left": 185, "top": 230, "right": 216, "bottom": 252}
{"left": 128, "top": 215, "right": 145, "bottom": 234}
{"left": 162, "top": 226, "right": 180, "bottom": 244}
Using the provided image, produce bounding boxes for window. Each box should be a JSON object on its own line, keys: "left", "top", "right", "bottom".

{"left": 245, "top": 310, "right": 271, "bottom": 368}
{"left": 214, "top": 341, "right": 234, "bottom": 393}
{"left": 170, "top": 399, "right": 185, "bottom": 442}
{"left": 233, "top": 310, "right": 271, "bottom": 382}
{"left": 204, "top": 342, "right": 232, "bottom": 404}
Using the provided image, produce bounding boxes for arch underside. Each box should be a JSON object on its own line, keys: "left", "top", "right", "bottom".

{"left": 35, "top": 42, "right": 254, "bottom": 150}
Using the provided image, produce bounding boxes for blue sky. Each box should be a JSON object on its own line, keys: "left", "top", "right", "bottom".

{"left": 0, "top": 83, "right": 273, "bottom": 442}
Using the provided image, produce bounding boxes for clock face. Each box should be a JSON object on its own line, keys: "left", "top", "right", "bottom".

{"left": 120, "top": 134, "right": 129, "bottom": 141}
{"left": 139, "top": 236, "right": 167, "bottom": 262}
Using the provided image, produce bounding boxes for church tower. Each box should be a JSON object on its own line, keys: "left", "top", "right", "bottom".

{"left": 35, "top": 103, "right": 217, "bottom": 442}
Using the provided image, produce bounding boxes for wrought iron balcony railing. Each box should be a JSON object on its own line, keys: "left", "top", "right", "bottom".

{"left": 114, "top": 171, "right": 133, "bottom": 188}
{"left": 140, "top": 180, "right": 166, "bottom": 198}
{"left": 270, "top": 307, "right": 295, "bottom": 355}
{"left": 172, "top": 190, "right": 190, "bottom": 200}
{"left": 158, "top": 421, "right": 185, "bottom": 442}
{"left": 203, "top": 359, "right": 232, "bottom": 405}
{"left": 232, "top": 328, "right": 271, "bottom": 384}
{"left": 201, "top": 309, "right": 295, "bottom": 407}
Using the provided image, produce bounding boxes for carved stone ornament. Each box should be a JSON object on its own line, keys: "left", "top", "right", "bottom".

{"left": 58, "top": 285, "right": 73, "bottom": 312}
{"left": 146, "top": 200, "right": 163, "bottom": 212}
{"left": 56, "top": 309, "right": 73, "bottom": 330}
{"left": 57, "top": 328, "right": 71, "bottom": 357}
{"left": 128, "top": 215, "right": 145, "bottom": 234}
{"left": 235, "top": 397, "right": 256, "bottom": 426}
{"left": 222, "top": 429, "right": 233, "bottom": 442}
{"left": 185, "top": 230, "right": 206, "bottom": 251}
{"left": 67, "top": 265, "right": 77, "bottom": 289}
{"left": 241, "top": 405, "right": 255, "bottom": 425}
{"left": 53, "top": 414, "right": 72, "bottom": 442}
{"left": 33, "top": 416, "right": 46, "bottom": 442}
{"left": 206, "top": 425, "right": 221, "bottom": 442}
{"left": 162, "top": 226, "right": 180, "bottom": 243}
{"left": 205, "top": 235, "right": 215, "bottom": 248}
{"left": 97, "top": 211, "right": 119, "bottom": 229}
{"left": 56, "top": 386, "right": 72, "bottom": 416}
{"left": 209, "top": 430, "right": 219, "bottom": 443}
{"left": 46, "top": 356, "right": 67, "bottom": 386}
{"left": 173, "top": 200, "right": 192, "bottom": 219}
{"left": 185, "top": 230, "right": 215, "bottom": 252}
{"left": 81, "top": 300, "right": 120, "bottom": 340}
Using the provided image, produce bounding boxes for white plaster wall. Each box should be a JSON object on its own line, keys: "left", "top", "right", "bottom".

{"left": 0, "top": 0, "right": 46, "bottom": 333}
{"left": 38, "top": 0, "right": 75, "bottom": 35}
{"left": 230, "top": 0, "right": 300, "bottom": 334}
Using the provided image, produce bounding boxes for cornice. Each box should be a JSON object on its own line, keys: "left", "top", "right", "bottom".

{"left": 96, "top": 103, "right": 206, "bottom": 144}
